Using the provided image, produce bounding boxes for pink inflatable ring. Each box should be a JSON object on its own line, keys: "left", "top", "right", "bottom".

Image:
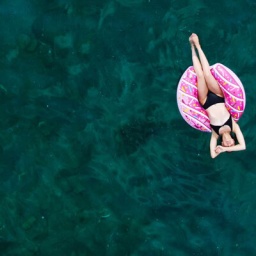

{"left": 177, "top": 63, "right": 246, "bottom": 132}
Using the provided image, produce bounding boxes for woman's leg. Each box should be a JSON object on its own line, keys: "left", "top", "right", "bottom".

{"left": 192, "top": 33, "right": 223, "bottom": 96}
{"left": 189, "top": 35, "right": 208, "bottom": 105}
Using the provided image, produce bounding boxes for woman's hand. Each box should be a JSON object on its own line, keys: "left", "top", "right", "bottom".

{"left": 215, "top": 145, "right": 226, "bottom": 154}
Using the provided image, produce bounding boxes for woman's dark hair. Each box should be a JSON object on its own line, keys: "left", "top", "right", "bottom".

{"left": 230, "top": 131, "right": 238, "bottom": 144}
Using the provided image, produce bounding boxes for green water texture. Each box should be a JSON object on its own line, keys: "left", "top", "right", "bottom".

{"left": 0, "top": 0, "right": 255, "bottom": 255}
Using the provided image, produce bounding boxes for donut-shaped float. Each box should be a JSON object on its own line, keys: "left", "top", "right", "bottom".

{"left": 177, "top": 63, "right": 246, "bottom": 132}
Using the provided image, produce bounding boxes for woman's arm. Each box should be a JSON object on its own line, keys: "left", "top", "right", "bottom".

{"left": 210, "top": 132, "right": 220, "bottom": 158}
{"left": 216, "top": 122, "right": 246, "bottom": 153}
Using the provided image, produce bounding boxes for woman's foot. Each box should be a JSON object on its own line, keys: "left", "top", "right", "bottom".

{"left": 189, "top": 33, "right": 200, "bottom": 48}
{"left": 189, "top": 34, "right": 194, "bottom": 47}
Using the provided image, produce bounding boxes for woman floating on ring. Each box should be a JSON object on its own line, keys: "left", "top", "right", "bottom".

{"left": 189, "top": 33, "right": 246, "bottom": 158}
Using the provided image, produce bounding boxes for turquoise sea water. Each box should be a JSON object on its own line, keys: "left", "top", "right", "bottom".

{"left": 0, "top": 0, "right": 255, "bottom": 255}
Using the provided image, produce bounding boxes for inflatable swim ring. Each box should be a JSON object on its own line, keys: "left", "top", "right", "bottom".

{"left": 177, "top": 63, "right": 246, "bottom": 132}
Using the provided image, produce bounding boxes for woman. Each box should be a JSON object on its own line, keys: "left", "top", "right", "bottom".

{"left": 189, "top": 33, "right": 246, "bottom": 158}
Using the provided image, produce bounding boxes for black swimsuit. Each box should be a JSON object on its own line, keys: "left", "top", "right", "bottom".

{"left": 201, "top": 91, "right": 232, "bottom": 135}
{"left": 210, "top": 115, "right": 233, "bottom": 135}
{"left": 202, "top": 91, "right": 224, "bottom": 109}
